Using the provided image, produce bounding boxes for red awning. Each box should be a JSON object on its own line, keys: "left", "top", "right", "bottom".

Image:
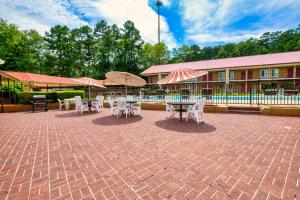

{"left": 158, "top": 68, "right": 208, "bottom": 84}
{"left": 0, "top": 70, "right": 85, "bottom": 86}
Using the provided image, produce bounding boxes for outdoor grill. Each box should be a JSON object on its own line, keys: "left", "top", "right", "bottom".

{"left": 31, "top": 95, "right": 48, "bottom": 112}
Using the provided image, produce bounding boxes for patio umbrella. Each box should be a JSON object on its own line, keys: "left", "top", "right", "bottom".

{"left": 157, "top": 68, "right": 208, "bottom": 84}
{"left": 74, "top": 77, "right": 106, "bottom": 99}
{"left": 0, "top": 59, "right": 4, "bottom": 65}
{"left": 105, "top": 71, "right": 146, "bottom": 97}
{"left": 158, "top": 68, "right": 208, "bottom": 101}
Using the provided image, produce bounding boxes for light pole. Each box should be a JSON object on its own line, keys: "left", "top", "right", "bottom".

{"left": 156, "top": 0, "right": 162, "bottom": 44}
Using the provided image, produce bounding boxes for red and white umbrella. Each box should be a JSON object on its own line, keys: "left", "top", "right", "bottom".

{"left": 74, "top": 77, "right": 106, "bottom": 99}
{"left": 158, "top": 68, "right": 208, "bottom": 84}
{"left": 75, "top": 77, "right": 106, "bottom": 88}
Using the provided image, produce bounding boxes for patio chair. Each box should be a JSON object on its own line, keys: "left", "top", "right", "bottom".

{"left": 108, "top": 96, "right": 118, "bottom": 116}
{"left": 116, "top": 97, "right": 130, "bottom": 118}
{"left": 126, "top": 95, "right": 134, "bottom": 101}
{"left": 189, "top": 96, "right": 197, "bottom": 103}
{"left": 92, "top": 95, "right": 104, "bottom": 112}
{"left": 186, "top": 97, "right": 206, "bottom": 124}
{"left": 165, "top": 96, "right": 176, "bottom": 119}
{"left": 74, "top": 96, "right": 89, "bottom": 114}
{"left": 57, "top": 99, "right": 65, "bottom": 110}
{"left": 131, "top": 100, "right": 142, "bottom": 115}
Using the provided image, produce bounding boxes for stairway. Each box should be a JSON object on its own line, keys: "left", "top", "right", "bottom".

{"left": 228, "top": 106, "right": 261, "bottom": 115}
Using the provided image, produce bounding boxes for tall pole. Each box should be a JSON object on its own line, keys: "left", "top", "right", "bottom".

{"left": 156, "top": 0, "right": 162, "bottom": 44}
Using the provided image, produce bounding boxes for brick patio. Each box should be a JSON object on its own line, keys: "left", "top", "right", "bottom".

{"left": 0, "top": 109, "right": 299, "bottom": 200}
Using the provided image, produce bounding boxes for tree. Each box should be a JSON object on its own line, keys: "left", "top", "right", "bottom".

{"left": 44, "top": 25, "right": 73, "bottom": 76}
{"left": 140, "top": 42, "right": 169, "bottom": 69}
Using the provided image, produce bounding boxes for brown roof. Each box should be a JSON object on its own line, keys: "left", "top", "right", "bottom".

{"left": 141, "top": 51, "right": 300, "bottom": 75}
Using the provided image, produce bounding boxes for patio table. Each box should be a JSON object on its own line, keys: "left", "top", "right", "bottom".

{"left": 64, "top": 98, "right": 75, "bottom": 110}
{"left": 82, "top": 100, "right": 98, "bottom": 112}
{"left": 167, "top": 102, "right": 196, "bottom": 121}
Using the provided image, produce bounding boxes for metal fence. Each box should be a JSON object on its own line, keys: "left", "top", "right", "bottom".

{"left": 105, "top": 82, "right": 300, "bottom": 106}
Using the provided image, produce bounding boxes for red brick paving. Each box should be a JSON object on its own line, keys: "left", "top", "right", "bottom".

{"left": 0, "top": 109, "right": 299, "bottom": 200}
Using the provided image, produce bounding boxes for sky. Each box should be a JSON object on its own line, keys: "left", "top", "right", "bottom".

{"left": 0, "top": 0, "right": 300, "bottom": 49}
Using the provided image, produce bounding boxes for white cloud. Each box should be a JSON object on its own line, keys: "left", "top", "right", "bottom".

{"left": 0, "top": 0, "right": 177, "bottom": 48}
{"left": 0, "top": 0, "right": 88, "bottom": 34}
{"left": 91, "top": 0, "right": 177, "bottom": 48}
{"left": 179, "top": 0, "right": 300, "bottom": 46}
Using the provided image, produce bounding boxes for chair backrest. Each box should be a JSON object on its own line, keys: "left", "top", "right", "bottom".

{"left": 117, "top": 98, "right": 126, "bottom": 108}
{"left": 57, "top": 99, "right": 62, "bottom": 104}
{"left": 126, "top": 95, "right": 134, "bottom": 101}
{"left": 196, "top": 98, "right": 206, "bottom": 112}
{"left": 189, "top": 96, "right": 197, "bottom": 103}
{"left": 165, "top": 96, "right": 173, "bottom": 104}
{"left": 74, "top": 96, "right": 82, "bottom": 106}
{"left": 96, "top": 95, "right": 104, "bottom": 104}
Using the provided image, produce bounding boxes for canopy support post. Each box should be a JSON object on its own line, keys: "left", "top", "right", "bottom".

{"left": 7, "top": 78, "right": 10, "bottom": 104}
{"left": 0, "top": 75, "right": 3, "bottom": 113}
{"left": 13, "top": 80, "right": 16, "bottom": 104}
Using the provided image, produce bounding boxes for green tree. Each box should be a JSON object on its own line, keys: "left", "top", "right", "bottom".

{"left": 44, "top": 25, "right": 73, "bottom": 76}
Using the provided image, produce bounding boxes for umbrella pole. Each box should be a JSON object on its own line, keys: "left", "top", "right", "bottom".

{"left": 89, "top": 86, "right": 91, "bottom": 100}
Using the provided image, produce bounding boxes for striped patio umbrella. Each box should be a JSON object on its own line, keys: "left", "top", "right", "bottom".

{"left": 74, "top": 77, "right": 106, "bottom": 99}
{"left": 157, "top": 68, "right": 208, "bottom": 84}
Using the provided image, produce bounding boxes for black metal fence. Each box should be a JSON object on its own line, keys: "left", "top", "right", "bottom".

{"left": 105, "top": 82, "right": 300, "bottom": 106}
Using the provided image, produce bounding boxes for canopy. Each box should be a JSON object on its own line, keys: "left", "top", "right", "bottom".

{"left": 105, "top": 71, "right": 146, "bottom": 87}
{"left": 157, "top": 68, "right": 208, "bottom": 84}
{"left": 0, "top": 70, "right": 82, "bottom": 86}
{"left": 0, "top": 59, "right": 4, "bottom": 65}
{"left": 74, "top": 77, "right": 106, "bottom": 88}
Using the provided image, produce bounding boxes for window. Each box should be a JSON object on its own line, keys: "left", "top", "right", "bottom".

{"left": 229, "top": 71, "right": 234, "bottom": 80}
{"left": 271, "top": 68, "right": 279, "bottom": 78}
{"left": 260, "top": 69, "right": 269, "bottom": 79}
{"left": 218, "top": 71, "right": 225, "bottom": 81}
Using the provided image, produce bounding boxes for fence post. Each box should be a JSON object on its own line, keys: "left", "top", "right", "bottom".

{"left": 0, "top": 75, "right": 3, "bottom": 112}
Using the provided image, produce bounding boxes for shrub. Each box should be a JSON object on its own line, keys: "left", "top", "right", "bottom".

{"left": 281, "top": 82, "right": 294, "bottom": 90}
{"left": 17, "top": 90, "right": 85, "bottom": 104}
{"left": 56, "top": 90, "right": 85, "bottom": 100}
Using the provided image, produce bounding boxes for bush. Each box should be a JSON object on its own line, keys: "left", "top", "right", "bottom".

{"left": 56, "top": 90, "right": 85, "bottom": 100}
{"left": 17, "top": 90, "right": 85, "bottom": 104}
{"left": 281, "top": 82, "right": 294, "bottom": 90}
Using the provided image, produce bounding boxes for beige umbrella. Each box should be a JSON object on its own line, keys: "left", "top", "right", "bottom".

{"left": 0, "top": 59, "right": 4, "bottom": 65}
{"left": 73, "top": 77, "right": 106, "bottom": 99}
{"left": 105, "top": 71, "right": 146, "bottom": 97}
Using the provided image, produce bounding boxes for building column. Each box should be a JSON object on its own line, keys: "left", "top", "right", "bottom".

{"left": 158, "top": 73, "right": 162, "bottom": 89}
{"left": 245, "top": 68, "right": 248, "bottom": 93}
{"left": 225, "top": 68, "right": 229, "bottom": 93}
{"left": 293, "top": 66, "right": 297, "bottom": 85}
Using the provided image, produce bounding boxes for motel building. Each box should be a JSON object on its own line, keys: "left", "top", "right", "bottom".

{"left": 141, "top": 51, "right": 300, "bottom": 94}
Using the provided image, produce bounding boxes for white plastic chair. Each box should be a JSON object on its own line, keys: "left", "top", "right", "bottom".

{"left": 131, "top": 98, "right": 142, "bottom": 115}
{"left": 165, "top": 96, "right": 176, "bottom": 119}
{"left": 117, "top": 97, "right": 129, "bottom": 118}
{"left": 126, "top": 95, "right": 134, "bottom": 101}
{"left": 57, "top": 99, "right": 65, "bottom": 110}
{"left": 189, "top": 96, "right": 197, "bottom": 103}
{"left": 92, "top": 95, "right": 104, "bottom": 112}
{"left": 186, "top": 98, "right": 206, "bottom": 124}
{"left": 108, "top": 96, "right": 118, "bottom": 116}
{"left": 74, "top": 96, "right": 89, "bottom": 114}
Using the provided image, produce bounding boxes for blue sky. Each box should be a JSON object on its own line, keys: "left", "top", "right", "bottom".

{"left": 0, "top": 0, "right": 300, "bottom": 48}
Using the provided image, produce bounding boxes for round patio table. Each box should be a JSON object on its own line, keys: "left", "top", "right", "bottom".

{"left": 83, "top": 100, "right": 97, "bottom": 112}
{"left": 126, "top": 100, "right": 138, "bottom": 115}
{"left": 167, "top": 102, "right": 196, "bottom": 121}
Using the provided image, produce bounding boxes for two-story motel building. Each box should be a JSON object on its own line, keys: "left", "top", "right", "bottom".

{"left": 141, "top": 51, "right": 300, "bottom": 92}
